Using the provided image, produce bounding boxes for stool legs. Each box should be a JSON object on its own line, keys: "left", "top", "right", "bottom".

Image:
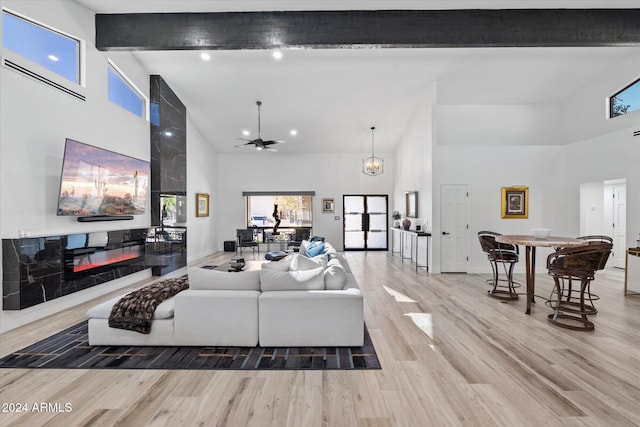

{"left": 547, "top": 277, "right": 594, "bottom": 331}
{"left": 487, "top": 260, "right": 519, "bottom": 301}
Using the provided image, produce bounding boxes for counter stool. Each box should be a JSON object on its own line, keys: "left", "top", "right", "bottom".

{"left": 478, "top": 231, "right": 521, "bottom": 300}
{"left": 546, "top": 242, "right": 612, "bottom": 331}
{"left": 550, "top": 235, "right": 612, "bottom": 315}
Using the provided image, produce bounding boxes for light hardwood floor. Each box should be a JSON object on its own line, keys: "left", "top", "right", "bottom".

{"left": 1, "top": 251, "right": 639, "bottom": 426}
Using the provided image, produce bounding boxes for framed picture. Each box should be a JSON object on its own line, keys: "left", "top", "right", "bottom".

{"left": 196, "top": 193, "right": 209, "bottom": 217}
{"left": 322, "top": 198, "right": 335, "bottom": 213}
{"left": 501, "top": 186, "right": 528, "bottom": 219}
{"left": 405, "top": 191, "right": 418, "bottom": 218}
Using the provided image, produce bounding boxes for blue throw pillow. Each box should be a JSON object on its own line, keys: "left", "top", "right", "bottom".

{"left": 310, "top": 236, "right": 325, "bottom": 242}
{"left": 305, "top": 242, "right": 325, "bottom": 257}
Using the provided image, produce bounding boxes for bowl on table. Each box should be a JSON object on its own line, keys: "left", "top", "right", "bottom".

{"left": 531, "top": 228, "right": 552, "bottom": 239}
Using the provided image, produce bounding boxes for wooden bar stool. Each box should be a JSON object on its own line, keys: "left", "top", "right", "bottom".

{"left": 478, "top": 231, "right": 521, "bottom": 300}
{"left": 546, "top": 242, "right": 612, "bottom": 331}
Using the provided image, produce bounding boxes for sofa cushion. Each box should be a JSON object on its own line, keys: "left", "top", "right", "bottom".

{"left": 87, "top": 295, "right": 175, "bottom": 319}
{"left": 188, "top": 267, "right": 260, "bottom": 291}
{"left": 259, "top": 267, "right": 325, "bottom": 291}
{"left": 324, "top": 258, "right": 348, "bottom": 290}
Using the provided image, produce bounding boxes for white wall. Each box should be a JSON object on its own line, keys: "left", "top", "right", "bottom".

{"left": 564, "top": 128, "right": 639, "bottom": 256}
{"left": 436, "top": 104, "right": 562, "bottom": 146}
{"left": 580, "top": 181, "right": 606, "bottom": 237}
{"left": 0, "top": 1, "right": 152, "bottom": 331}
{"left": 0, "top": 1, "right": 150, "bottom": 238}
{"left": 393, "top": 83, "right": 435, "bottom": 232}
{"left": 215, "top": 152, "right": 394, "bottom": 251}
{"left": 432, "top": 144, "right": 567, "bottom": 273}
{"left": 186, "top": 117, "right": 218, "bottom": 261}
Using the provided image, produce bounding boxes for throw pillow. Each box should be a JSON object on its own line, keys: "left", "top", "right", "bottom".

{"left": 324, "top": 258, "right": 348, "bottom": 290}
{"left": 259, "top": 267, "right": 325, "bottom": 291}
{"left": 310, "top": 236, "right": 325, "bottom": 242}
{"left": 305, "top": 241, "right": 325, "bottom": 257}
{"left": 188, "top": 267, "right": 260, "bottom": 291}
{"left": 262, "top": 254, "right": 294, "bottom": 271}
{"left": 290, "top": 253, "right": 322, "bottom": 271}
{"left": 299, "top": 239, "right": 310, "bottom": 256}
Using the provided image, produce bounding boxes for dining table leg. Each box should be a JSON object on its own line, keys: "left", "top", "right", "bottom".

{"left": 525, "top": 245, "right": 537, "bottom": 314}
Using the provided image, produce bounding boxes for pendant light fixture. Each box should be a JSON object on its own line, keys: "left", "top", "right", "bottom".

{"left": 362, "top": 126, "right": 383, "bottom": 176}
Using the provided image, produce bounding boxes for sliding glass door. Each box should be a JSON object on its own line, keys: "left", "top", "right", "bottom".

{"left": 343, "top": 195, "right": 388, "bottom": 250}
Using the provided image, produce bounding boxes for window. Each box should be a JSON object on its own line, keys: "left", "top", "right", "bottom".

{"left": 108, "top": 60, "right": 147, "bottom": 118}
{"left": 610, "top": 78, "right": 640, "bottom": 118}
{"left": 246, "top": 194, "right": 313, "bottom": 229}
{"left": 2, "top": 9, "right": 81, "bottom": 84}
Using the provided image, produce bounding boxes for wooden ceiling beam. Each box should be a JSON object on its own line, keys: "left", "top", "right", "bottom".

{"left": 95, "top": 9, "right": 640, "bottom": 51}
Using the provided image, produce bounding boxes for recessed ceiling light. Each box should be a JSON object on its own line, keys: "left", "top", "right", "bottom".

{"left": 200, "top": 52, "right": 211, "bottom": 61}
{"left": 289, "top": 129, "right": 297, "bottom": 136}
{"left": 48, "top": 54, "right": 59, "bottom": 62}
{"left": 272, "top": 50, "right": 283, "bottom": 60}
{"left": 242, "top": 130, "right": 250, "bottom": 136}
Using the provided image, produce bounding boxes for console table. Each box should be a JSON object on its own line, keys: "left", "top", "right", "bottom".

{"left": 625, "top": 248, "right": 640, "bottom": 296}
{"left": 390, "top": 227, "right": 431, "bottom": 271}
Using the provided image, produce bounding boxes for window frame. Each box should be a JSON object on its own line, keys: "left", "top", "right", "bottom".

{"left": 608, "top": 77, "right": 640, "bottom": 119}
{"left": 1, "top": 8, "right": 85, "bottom": 89}
{"left": 107, "top": 58, "right": 149, "bottom": 120}
{"left": 245, "top": 193, "right": 314, "bottom": 231}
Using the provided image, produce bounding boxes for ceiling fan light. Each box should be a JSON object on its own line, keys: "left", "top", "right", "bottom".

{"left": 256, "top": 146, "right": 264, "bottom": 150}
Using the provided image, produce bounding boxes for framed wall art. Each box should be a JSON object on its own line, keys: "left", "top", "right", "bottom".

{"left": 501, "top": 186, "right": 528, "bottom": 219}
{"left": 322, "top": 198, "right": 335, "bottom": 213}
{"left": 196, "top": 193, "right": 210, "bottom": 217}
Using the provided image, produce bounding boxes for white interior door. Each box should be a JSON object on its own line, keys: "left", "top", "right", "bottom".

{"left": 440, "top": 184, "right": 469, "bottom": 272}
{"left": 612, "top": 184, "right": 626, "bottom": 268}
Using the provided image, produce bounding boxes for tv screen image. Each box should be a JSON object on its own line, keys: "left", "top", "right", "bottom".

{"left": 57, "top": 139, "right": 149, "bottom": 216}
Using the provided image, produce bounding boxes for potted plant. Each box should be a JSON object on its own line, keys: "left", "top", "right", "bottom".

{"left": 392, "top": 211, "right": 402, "bottom": 228}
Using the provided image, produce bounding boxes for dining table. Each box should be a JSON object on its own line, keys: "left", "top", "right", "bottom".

{"left": 494, "top": 235, "right": 586, "bottom": 314}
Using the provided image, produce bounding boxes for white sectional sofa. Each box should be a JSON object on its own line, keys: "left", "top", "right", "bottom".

{"left": 87, "top": 242, "right": 364, "bottom": 347}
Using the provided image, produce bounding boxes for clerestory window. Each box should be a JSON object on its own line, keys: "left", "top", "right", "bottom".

{"left": 2, "top": 9, "right": 82, "bottom": 85}
{"left": 609, "top": 78, "right": 640, "bottom": 118}
{"left": 108, "top": 60, "right": 147, "bottom": 119}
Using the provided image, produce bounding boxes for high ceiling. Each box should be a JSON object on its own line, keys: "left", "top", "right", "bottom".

{"left": 74, "top": 1, "right": 640, "bottom": 154}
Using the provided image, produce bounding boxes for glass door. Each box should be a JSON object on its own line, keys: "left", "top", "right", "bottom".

{"left": 343, "top": 195, "right": 388, "bottom": 251}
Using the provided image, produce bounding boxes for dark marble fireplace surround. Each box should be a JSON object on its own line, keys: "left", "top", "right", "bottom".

{"left": 2, "top": 76, "right": 188, "bottom": 311}
{"left": 2, "top": 227, "right": 187, "bottom": 311}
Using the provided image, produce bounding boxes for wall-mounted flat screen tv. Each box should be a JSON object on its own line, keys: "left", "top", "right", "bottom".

{"left": 57, "top": 138, "right": 149, "bottom": 216}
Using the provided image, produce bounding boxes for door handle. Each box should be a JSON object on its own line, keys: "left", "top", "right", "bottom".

{"left": 442, "top": 232, "right": 450, "bottom": 235}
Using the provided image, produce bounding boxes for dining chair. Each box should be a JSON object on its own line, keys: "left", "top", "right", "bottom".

{"left": 236, "top": 229, "right": 259, "bottom": 255}
{"left": 546, "top": 242, "right": 612, "bottom": 331}
{"left": 287, "top": 228, "right": 312, "bottom": 252}
{"left": 477, "top": 231, "right": 521, "bottom": 300}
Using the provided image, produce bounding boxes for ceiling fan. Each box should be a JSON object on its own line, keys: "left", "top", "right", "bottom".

{"left": 234, "top": 101, "right": 285, "bottom": 152}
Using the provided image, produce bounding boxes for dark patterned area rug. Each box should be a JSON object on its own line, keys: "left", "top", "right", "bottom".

{"left": 0, "top": 321, "right": 381, "bottom": 370}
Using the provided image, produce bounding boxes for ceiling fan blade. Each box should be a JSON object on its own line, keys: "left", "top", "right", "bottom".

{"left": 265, "top": 147, "right": 278, "bottom": 152}
{"left": 236, "top": 137, "right": 253, "bottom": 142}
{"left": 262, "top": 140, "right": 285, "bottom": 146}
{"left": 234, "top": 142, "right": 255, "bottom": 148}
